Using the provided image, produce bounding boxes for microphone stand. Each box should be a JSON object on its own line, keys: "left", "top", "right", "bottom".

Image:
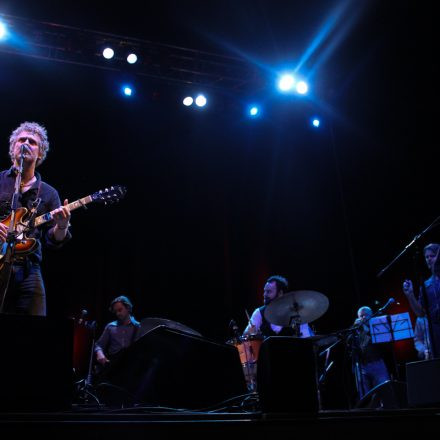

{"left": 0, "top": 148, "right": 26, "bottom": 313}
{"left": 377, "top": 215, "right": 440, "bottom": 359}
{"left": 75, "top": 319, "right": 100, "bottom": 405}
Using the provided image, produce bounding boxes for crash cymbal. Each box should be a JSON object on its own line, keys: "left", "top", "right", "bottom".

{"left": 264, "top": 290, "right": 329, "bottom": 326}
{"left": 137, "top": 317, "right": 202, "bottom": 340}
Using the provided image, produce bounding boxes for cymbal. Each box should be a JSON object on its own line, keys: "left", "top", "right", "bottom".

{"left": 137, "top": 317, "right": 202, "bottom": 340}
{"left": 264, "top": 290, "right": 329, "bottom": 326}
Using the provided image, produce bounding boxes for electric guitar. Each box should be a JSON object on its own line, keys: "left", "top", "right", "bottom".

{"left": 0, "top": 185, "right": 126, "bottom": 266}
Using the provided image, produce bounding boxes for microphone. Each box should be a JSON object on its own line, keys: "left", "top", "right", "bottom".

{"left": 21, "top": 143, "right": 29, "bottom": 155}
{"left": 378, "top": 298, "right": 397, "bottom": 313}
{"left": 78, "top": 309, "right": 88, "bottom": 325}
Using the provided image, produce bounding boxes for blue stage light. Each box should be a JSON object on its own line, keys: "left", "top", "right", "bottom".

{"left": 127, "top": 53, "right": 138, "bottom": 64}
{"left": 103, "top": 47, "right": 115, "bottom": 59}
{"left": 123, "top": 86, "right": 133, "bottom": 96}
{"left": 183, "top": 96, "right": 193, "bottom": 106}
{"left": 312, "top": 118, "right": 320, "bottom": 127}
{"left": 249, "top": 106, "right": 260, "bottom": 117}
{"left": 0, "top": 21, "right": 7, "bottom": 40}
{"left": 195, "top": 94, "right": 207, "bottom": 107}
{"left": 278, "top": 74, "right": 295, "bottom": 92}
{"left": 296, "top": 81, "right": 309, "bottom": 95}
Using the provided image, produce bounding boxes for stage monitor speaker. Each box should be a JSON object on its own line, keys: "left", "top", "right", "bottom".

{"left": 355, "top": 380, "right": 407, "bottom": 409}
{"left": 407, "top": 358, "right": 440, "bottom": 407}
{"left": 257, "top": 336, "right": 318, "bottom": 414}
{"left": 0, "top": 314, "right": 73, "bottom": 411}
{"left": 96, "top": 326, "right": 247, "bottom": 409}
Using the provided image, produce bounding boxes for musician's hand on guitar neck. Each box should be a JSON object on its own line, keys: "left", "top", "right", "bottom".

{"left": 52, "top": 199, "right": 71, "bottom": 241}
{"left": 53, "top": 199, "right": 71, "bottom": 228}
{"left": 0, "top": 223, "right": 7, "bottom": 244}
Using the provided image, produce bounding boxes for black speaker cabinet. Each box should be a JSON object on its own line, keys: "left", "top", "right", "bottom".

{"left": 0, "top": 315, "right": 73, "bottom": 411}
{"left": 257, "top": 336, "right": 318, "bottom": 413}
{"left": 407, "top": 358, "right": 440, "bottom": 407}
{"left": 96, "top": 326, "right": 247, "bottom": 409}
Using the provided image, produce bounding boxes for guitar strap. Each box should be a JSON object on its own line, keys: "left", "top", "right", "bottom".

{"left": 15, "top": 182, "right": 43, "bottom": 272}
{"left": 26, "top": 182, "right": 42, "bottom": 228}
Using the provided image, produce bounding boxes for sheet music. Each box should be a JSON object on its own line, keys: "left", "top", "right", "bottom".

{"left": 369, "top": 312, "right": 414, "bottom": 344}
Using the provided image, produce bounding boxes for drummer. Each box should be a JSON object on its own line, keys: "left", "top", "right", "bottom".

{"left": 243, "top": 275, "right": 314, "bottom": 338}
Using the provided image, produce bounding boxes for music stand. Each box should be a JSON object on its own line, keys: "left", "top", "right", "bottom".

{"left": 370, "top": 313, "right": 414, "bottom": 344}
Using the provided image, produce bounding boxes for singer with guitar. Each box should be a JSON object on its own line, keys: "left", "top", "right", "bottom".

{"left": 0, "top": 121, "right": 71, "bottom": 316}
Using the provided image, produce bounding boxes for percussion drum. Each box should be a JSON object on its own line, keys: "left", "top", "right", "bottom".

{"left": 228, "top": 334, "right": 263, "bottom": 391}
{"left": 235, "top": 334, "right": 263, "bottom": 364}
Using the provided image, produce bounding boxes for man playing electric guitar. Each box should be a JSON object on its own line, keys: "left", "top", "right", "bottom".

{"left": 0, "top": 121, "right": 71, "bottom": 315}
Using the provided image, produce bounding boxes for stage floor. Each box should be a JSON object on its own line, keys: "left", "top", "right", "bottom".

{"left": 1, "top": 407, "right": 439, "bottom": 437}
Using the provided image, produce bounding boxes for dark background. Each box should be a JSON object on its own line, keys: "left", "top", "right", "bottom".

{"left": 0, "top": 0, "right": 436, "bottom": 363}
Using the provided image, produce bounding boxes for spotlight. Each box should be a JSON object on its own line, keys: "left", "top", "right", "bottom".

{"left": 195, "top": 94, "right": 207, "bottom": 107}
{"left": 103, "top": 47, "right": 115, "bottom": 59}
{"left": 249, "top": 106, "right": 260, "bottom": 117}
{"left": 296, "top": 81, "right": 309, "bottom": 95}
{"left": 278, "top": 74, "right": 295, "bottom": 92}
{"left": 183, "top": 96, "right": 193, "bottom": 106}
{"left": 312, "top": 118, "right": 320, "bottom": 128}
{"left": 0, "top": 21, "right": 7, "bottom": 40}
{"left": 127, "top": 53, "right": 138, "bottom": 64}
{"left": 123, "top": 86, "right": 133, "bottom": 97}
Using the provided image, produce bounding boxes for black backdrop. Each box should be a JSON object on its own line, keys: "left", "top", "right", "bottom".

{"left": 0, "top": 1, "right": 436, "bottom": 356}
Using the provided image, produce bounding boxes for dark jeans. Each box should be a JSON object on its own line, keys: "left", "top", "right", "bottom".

{"left": 354, "top": 358, "right": 390, "bottom": 400}
{"left": 2, "top": 262, "right": 46, "bottom": 316}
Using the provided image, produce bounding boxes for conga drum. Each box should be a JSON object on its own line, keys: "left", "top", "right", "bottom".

{"left": 230, "top": 334, "right": 263, "bottom": 391}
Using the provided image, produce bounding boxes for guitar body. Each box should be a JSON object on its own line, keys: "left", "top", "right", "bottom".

{"left": 0, "top": 185, "right": 126, "bottom": 269}
{"left": 0, "top": 208, "right": 37, "bottom": 259}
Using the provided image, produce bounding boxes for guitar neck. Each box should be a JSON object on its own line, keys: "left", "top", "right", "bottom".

{"left": 33, "top": 195, "right": 93, "bottom": 227}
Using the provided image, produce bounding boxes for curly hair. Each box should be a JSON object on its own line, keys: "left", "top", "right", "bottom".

{"left": 9, "top": 121, "right": 50, "bottom": 167}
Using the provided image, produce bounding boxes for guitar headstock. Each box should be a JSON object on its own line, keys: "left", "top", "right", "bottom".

{"left": 92, "top": 185, "right": 127, "bottom": 205}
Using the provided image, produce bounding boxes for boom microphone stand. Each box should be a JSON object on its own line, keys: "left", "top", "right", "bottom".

{"left": 377, "top": 215, "right": 440, "bottom": 359}
{"left": 0, "top": 145, "right": 26, "bottom": 313}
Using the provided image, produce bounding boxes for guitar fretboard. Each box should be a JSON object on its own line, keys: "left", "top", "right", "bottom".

{"left": 33, "top": 195, "right": 93, "bottom": 227}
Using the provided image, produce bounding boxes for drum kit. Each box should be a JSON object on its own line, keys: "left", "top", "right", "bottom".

{"left": 227, "top": 290, "right": 331, "bottom": 391}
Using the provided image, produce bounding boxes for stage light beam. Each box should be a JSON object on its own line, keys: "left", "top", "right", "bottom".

{"left": 312, "top": 118, "right": 320, "bottom": 127}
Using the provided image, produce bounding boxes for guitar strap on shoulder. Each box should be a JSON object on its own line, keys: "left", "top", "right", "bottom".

{"left": 26, "top": 182, "right": 42, "bottom": 229}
